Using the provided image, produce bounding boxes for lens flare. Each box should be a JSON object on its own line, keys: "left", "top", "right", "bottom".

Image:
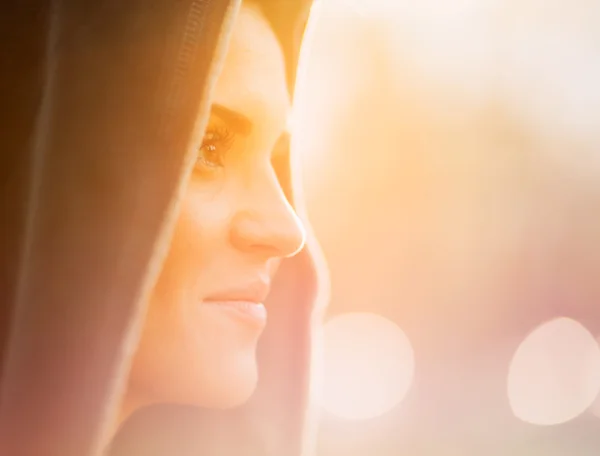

{"left": 507, "top": 317, "right": 600, "bottom": 426}
{"left": 321, "top": 312, "right": 415, "bottom": 420}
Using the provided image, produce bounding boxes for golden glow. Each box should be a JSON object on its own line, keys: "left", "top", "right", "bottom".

{"left": 293, "top": 0, "right": 600, "bottom": 437}
{"left": 326, "top": 0, "right": 479, "bottom": 19}
{"left": 321, "top": 312, "right": 414, "bottom": 420}
{"left": 507, "top": 318, "right": 600, "bottom": 426}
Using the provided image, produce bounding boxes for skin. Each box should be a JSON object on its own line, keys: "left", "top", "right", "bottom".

{"left": 121, "top": 4, "right": 305, "bottom": 421}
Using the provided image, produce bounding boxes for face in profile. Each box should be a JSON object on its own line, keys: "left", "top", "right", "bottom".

{"left": 123, "top": 4, "right": 306, "bottom": 415}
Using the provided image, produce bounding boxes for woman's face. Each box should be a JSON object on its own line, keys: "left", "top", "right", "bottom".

{"left": 125, "top": 5, "right": 305, "bottom": 413}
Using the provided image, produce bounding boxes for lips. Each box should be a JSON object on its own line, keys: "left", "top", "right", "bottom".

{"left": 203, "top": 281, "right": 270, "bottom": 327}
{"left": 204, "top": 281, "right": 270, "bottom": 304}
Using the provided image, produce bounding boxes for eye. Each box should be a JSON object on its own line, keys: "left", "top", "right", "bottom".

{"left": 196, "top": 126, "right": 236, "bottom": 170}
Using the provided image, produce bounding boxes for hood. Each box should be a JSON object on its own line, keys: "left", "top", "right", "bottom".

{"left": 0, "top": 1, "right": 327, "bottom": 455}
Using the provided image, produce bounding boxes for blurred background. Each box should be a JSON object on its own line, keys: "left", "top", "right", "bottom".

{"left": 291, "top": 0, "right": 600, "bottom": 454}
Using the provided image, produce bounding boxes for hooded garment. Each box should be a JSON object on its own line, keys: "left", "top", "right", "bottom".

{"left": 0, "top": 1, "right": 328, "bottom": 455}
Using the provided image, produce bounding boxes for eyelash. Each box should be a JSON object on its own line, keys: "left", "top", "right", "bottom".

{"left": 197, "top": 126, "right": 236, "bottom": 170}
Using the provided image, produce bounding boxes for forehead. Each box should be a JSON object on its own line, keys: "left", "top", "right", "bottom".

{"left": 212, "top": 5, "right": 290, "bottom": 131}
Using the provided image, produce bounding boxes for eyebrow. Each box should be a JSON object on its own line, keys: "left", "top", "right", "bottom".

{"left": 211, "top": 104, "right": 253, "bottom": 136}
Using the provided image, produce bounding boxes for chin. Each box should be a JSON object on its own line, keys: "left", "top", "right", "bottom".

{"left": 155, "top": 350, "right": 260, "bottom": 410}
{"left": 210, "top": 381, "right": 258, "bottom": 409}
{"left": 128, "top": 303, "right": 264, "bottom": 412}
{"left": 197, "top": 364, "right": 259, "bottom": 409}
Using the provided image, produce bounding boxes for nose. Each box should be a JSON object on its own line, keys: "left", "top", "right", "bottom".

{"left": 230, "top": 179, "right": 306, "bottom": 259}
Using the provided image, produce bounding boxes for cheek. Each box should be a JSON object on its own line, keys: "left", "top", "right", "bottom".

{"left": 154, "top": 187, "right": 231, "bottom": 302}
{"left": 139, "top": 190, "right": 229, "bottom": 364}
{"left": 129, "top": 185, "right": 261, "bottom": 407}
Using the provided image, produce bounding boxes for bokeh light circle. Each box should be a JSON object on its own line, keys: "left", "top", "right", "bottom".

{"left": 321, "top": 312, "right": 415, "bottom": 420}
{"left": 507, "top": 317, "right": 600, "bottom": 426}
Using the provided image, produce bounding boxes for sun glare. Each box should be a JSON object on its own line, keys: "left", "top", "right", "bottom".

{"left": 327, "top": 0, "right": 480, "bottom": 19}
{"left": 321, "top": 312, "right": 415, "bottom": 420}
{"left": 507, "top": 317, "right": 600, "bottom": 426}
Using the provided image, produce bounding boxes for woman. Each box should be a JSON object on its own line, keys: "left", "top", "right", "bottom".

{"left": 0, "top": 0, "right": 327, "bottom": 455}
